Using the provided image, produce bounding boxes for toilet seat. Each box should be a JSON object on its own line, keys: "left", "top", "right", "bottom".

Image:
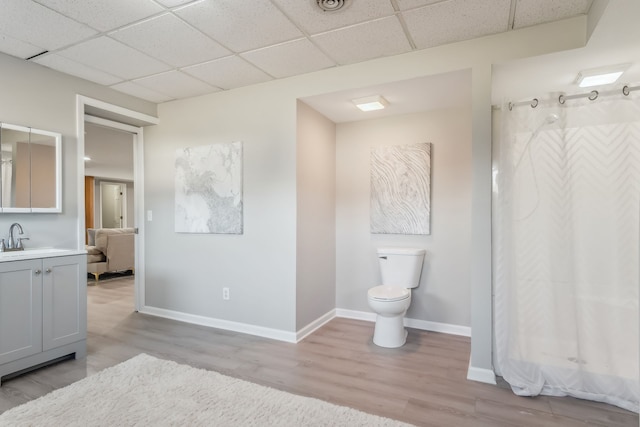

{"left": 368, "top": 285, "right": 410, "bottom": 302}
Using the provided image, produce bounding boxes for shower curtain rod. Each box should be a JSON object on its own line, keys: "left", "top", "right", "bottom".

{"left": 506, "top": 84, "right": 640, "bottom": 110}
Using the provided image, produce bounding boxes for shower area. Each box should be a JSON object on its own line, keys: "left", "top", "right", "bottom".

{"left": 493, "top": 86, "right": 640, "bottom": 412}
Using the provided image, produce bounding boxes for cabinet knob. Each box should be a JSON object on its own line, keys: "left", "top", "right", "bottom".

{"left": 45, "top": 268, "right": 52, "bottom": 274}
{"left": 35, "top": 269, "right": 42, "bottom": 275}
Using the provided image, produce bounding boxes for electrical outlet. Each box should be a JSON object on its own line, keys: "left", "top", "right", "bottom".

{"left": 222, "top": 287, "right": 230, "bottom": 300}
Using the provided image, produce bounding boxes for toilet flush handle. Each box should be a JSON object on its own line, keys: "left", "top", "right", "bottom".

{"left": 379, "top": 256, "right": 387, "bottom": 260}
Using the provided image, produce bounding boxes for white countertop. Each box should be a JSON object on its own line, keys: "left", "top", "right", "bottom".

{"left": 0, "top": 248, "right": 86, "bottom": 262}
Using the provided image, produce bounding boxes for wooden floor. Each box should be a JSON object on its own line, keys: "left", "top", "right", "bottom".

{"left": 0, "top": 277, "right": 637, "bottom": 426}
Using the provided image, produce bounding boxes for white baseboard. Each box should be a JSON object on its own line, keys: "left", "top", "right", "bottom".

{"left": 139, "top": 305, "right": 297, "bottom": 343}
{"left": 467, "top": 362, "right": 497, "bottom": 384}
{"left": 296, "top": 309, "right": 336, "bottom": 342}
{"left": 335, "top": 309, "right": 471, "bottom": 337}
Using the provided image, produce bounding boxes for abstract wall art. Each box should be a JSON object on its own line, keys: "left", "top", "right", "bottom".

{"left": 175, "top": 141, "right": 243, "bottom": 234}
{"left": 370, "top": 142, "right": 431, "bottom": 235}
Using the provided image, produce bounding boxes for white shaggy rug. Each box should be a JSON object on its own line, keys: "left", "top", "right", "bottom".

{"left": 0, "top": 353, "right": 412, "bottom": 426}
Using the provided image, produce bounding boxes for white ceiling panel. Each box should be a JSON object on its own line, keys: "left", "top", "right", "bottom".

{"left": 33, "top": 0, "right": 164, "bottom": 32}
{"left": 395, "top": 0, "right": 443, "bottom": 10}
{"left": 0, "top": 33, "right": 43, "bottom": 59}
{"left": 272, "top": 0, "right": 394, "bottom": 35}
{"left": 513, "top": 0, "right": 593, "bottom": 29}
{"left": 175, "top": 0, "right": 303, "bottom": 52}
{"left": 110, "top": 81, "right": 175, "bottom": 104}
{"left": 0, "top": 0, "right": 96, "bottom": 54}
{"left": 312, "top": 17, "right": 412, "bottom": 65}
{"left": 154, "top": 0, "right": 198, "bottom": 7}
{"left": 111, "top": 13, "right": 230, "bottom": 68}
{"left": 132, "top": 71, "right": 219, "bottom": 100}
{"left": 56, "top": 36, "right": 172, "bottom": 80}
{"left": 183, "top": 56, "right": 273, "bottom": 90}
{"left": 33, "top": 54, "right": 122, "bottom": 85}
{"left": 403, "top": 0, "right": 512, "bottom": 50}
{"left": 242, "top": 38, "right": 335, "bottom": 79}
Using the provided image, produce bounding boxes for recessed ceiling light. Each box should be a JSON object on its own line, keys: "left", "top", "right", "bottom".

{"left": 352, "top": 95, "right": 388, "bottom": 112}
{"left": 84, "top": 156, "right": 91, "bottom": 161}
{"left": 575, "top": 64, "right": 630, "bottom": 88}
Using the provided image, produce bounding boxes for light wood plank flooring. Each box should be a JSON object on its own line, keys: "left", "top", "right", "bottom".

{"left": 0, "top": 277, "right": 637, "bottom": 426}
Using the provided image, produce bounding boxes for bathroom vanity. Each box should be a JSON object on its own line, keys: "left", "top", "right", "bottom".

{"left": 0, "top": 249, "right": 87, "bottom": 384}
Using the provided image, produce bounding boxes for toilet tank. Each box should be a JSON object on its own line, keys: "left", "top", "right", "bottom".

{"left": 377, "top": 248, "right": 426, "bottom": 289}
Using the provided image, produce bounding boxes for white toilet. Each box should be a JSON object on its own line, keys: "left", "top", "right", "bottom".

{"left": 367, "top": 247, "right": 426, "bottom": 348}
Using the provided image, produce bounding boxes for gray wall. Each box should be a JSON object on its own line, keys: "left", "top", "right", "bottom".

{"left": 335, "top": 107, "right": 472, "bottom": 326}
{"left": 0, "top": 52, "right": 155, "bottom": 249}
{"left": 296, "top": 100, "right": 336, "bottom": 329}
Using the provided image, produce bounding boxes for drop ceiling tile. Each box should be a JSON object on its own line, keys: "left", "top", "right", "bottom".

{"left": 513, "top": 0, "right": 593, "bottom": 29}
{"left": 183, "top": 56, "right": 273, "bottom": 90}
{"left": 271, "top": 0, "right": 394, "bottom": 34}
{"left": 155, "top": 0, "right": 198, "bottom": 7}
{"left": 241, "top": 39, "right": 335, "bottom": 78}
{"left": 396, "top": 0, "right": 444, "bottom": 10}
{"left": 0, "top": 33, "right": 43, "bottom": 59}
{"left": 33, "top": 0, "right": 164, "bottom": 32}
{"left": 175, "top": 0, "right": 303, "bottom": 52}
{"left": 56, "top": 36, "right": 172, "bottom": 80}
{"left": 110, "top": 81, "right": 175, "bottom": 103}
{"left": 403, "top": 0, "right": 511, "bottom": 49}
{"left": 0, "top": 0, "right": 97, "bottom": 52}
{"left": 111, "top": 13, "right": 230, "bottom": 67}
{"left": 132, "top": 71, "right": 220, "bottom": 99}
{"left": 311, "top": 17, "right": 412, "bottom": 65}
{"left": 33, "top": 53, "right": 122, "bottom": 85}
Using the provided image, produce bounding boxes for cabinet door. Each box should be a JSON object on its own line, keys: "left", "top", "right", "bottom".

{"left": 42, "top": 255, "right": 87, "bottom": 351}
{"left": 0, "top": 259, "right": 42, "bottom": 364}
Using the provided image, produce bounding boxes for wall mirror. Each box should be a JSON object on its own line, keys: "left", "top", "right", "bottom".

{"left": 0, "top": 123, "right": 62, "bottom": 213}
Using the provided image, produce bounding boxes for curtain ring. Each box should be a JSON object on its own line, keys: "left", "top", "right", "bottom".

{"left": 588, "top": 90, "right": 598, "bottom": 101}
{"left": 530, "top": 98, "right": 538, "bottom": 108}
{"left": 623, "top": 85, "right": 630, "bottom": 96}
{"left": 558, "top": 94, "right": 566, "bottom": 104}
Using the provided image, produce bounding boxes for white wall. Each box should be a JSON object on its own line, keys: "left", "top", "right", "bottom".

{"left": 143, "top": 17, "right": 587, "bottom": 375}
{"left": 0, "top": 52, "right": 155, "bottom": 249}
{"left": 336, "top": 107, "right": 472, "bottom": 326}
{"left": 296, "top": 100, "right": 336, "bottom": 329}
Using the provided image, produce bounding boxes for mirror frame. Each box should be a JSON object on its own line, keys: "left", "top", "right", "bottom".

{"left": 0, "top": 123, "right": 62, "bottom": 213}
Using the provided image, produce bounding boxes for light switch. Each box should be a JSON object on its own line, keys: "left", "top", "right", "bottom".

{"left": 147, "top": 210, "right": 153, "bottom": 221}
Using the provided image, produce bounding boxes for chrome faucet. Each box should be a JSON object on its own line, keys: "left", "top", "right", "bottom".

{"left": 7, "top": 222, "right": 25, "bottom": 250}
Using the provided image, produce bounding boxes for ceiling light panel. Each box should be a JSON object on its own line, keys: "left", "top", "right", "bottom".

{"left": 183, "top": 56, "right": 273, "bottom": 90}
{"left": 132, "top": 70, "right": 218, "bottom": 99}
{"left": 111, "top": 14, "right": 230, "bottom": 68}
{"left": 56, "top": 36, "right": 172, "bottom": 80}
{"left": 353, "top": 95, "right": 388, "bottom": 111}
{"left": 0, "top": 0, "right": 97, "bottom": 52}
{"left": 33, "top": 0, "right": 164, "bottom": 32}
{"left": 403, "top": 0, "right": 511, "bottom": 49}
{"left": 33, "top": 53, "right": 122, "bottom": 85}
{"left": 271, "top": 0, "right": 394, "bottom": 35}
{"left": 311, "top": 17, "right": 411, "bottom": 65}
{"left": 513, "top": 0, "right": 592, "bottom": 29}
{"left": 175, "top": 0, "right": 303, "bottom": 53}
{"left": 241, "top": 39, "right": 335, "bottom": 79}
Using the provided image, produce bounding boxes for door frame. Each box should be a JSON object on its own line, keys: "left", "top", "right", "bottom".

{"left": 76, "top": 95, "right": 158, "bottom": 312}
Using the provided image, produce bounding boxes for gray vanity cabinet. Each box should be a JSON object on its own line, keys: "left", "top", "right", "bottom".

{"left": 0, "top": 254, "right": 86, "bottom": 383}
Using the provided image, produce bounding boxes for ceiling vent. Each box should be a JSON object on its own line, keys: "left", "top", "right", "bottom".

{"left": 316, "top": 0, "right": 347, "bottom": 12}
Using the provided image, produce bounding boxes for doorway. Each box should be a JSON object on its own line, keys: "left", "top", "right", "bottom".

{"left": 100, "top": 182, "right": 127, "bottom": 229}
{"left": 77, "top": 95, "right": 159, "bottom": 312}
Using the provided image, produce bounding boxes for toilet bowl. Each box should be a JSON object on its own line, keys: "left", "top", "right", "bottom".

{"left": 367, "top": 248, "right": 425, "bottom": 348}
